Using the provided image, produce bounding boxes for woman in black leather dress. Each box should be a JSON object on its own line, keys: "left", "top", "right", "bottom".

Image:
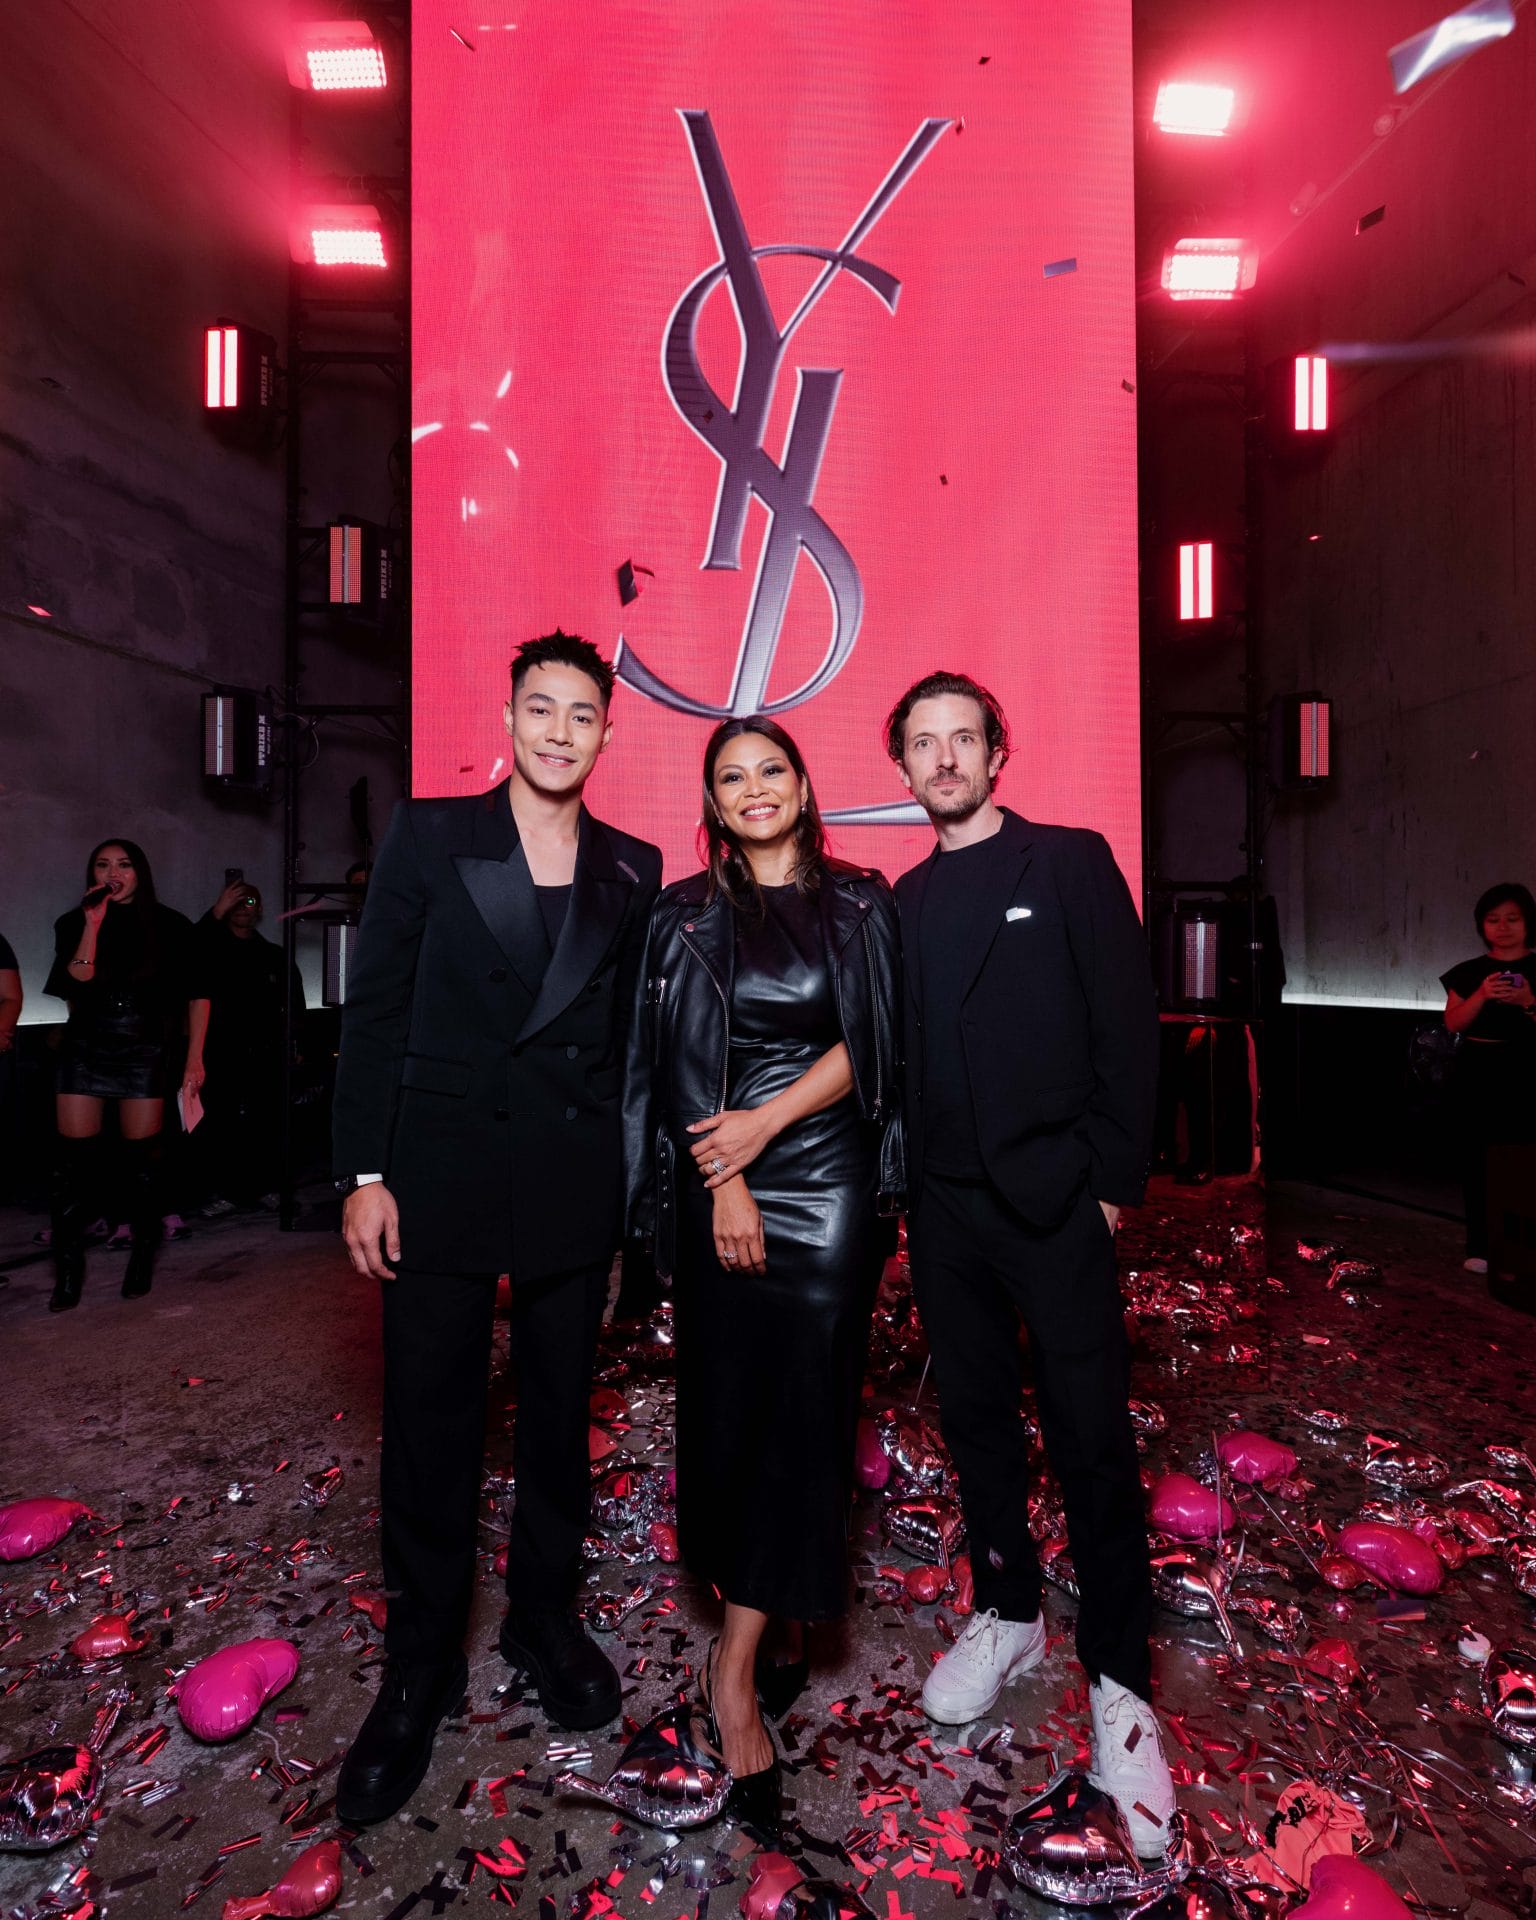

{"left": 46, "top": 840, "right": 204, "bottom": 1311}
{"left": 624, "top": 717, "right": 902, "bottom": 1826}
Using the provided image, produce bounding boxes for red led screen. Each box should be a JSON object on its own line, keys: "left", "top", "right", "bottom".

{"left": 412, "top": 1, "right": 1141, "bottom": 893}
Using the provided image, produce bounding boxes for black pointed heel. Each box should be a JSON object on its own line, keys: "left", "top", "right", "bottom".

{"left": 700, "top": 1640, "right": 782, "bottom": 1838}
{"left": 754, "top": 1653, "right": 809, "bottom": 1718}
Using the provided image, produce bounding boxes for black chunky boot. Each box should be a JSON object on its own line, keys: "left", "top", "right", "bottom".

{"left": 49, "top": 1138, "right": 97, "bottom": 1313}
{"left": 120, "top": 1137, "right": 164, "bottom": 1299}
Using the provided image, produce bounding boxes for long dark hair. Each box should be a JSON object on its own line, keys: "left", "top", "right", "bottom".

{"left": 700, "top": 717, "right": 829, "bottom": 908}
{"left": 83, "top": 838, "right": 160, "bottom": 967}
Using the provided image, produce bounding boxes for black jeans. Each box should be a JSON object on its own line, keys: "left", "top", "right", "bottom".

{"left": 379, "top": 1260, "right": 609, "bottom": 1666}
{"left": 908, "top": 1175, "right": 1153, "bottom": 1701}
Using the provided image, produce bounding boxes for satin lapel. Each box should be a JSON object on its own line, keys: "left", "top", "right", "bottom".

{"left": 960, "top": 811, "right": 1035, "bottom": 996}
{"left": 899, "top": 846, "right": 939, "bottom": 1011}
{"left": 518, "top": 809, "right": 629, "bottom": 1042}
{"left": 450, "top": 785, "right": 548, "bottom": 995}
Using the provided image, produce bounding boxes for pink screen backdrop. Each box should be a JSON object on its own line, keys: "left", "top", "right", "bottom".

{"left": 412, "top": 0, "right": 1141, "bottom": 892}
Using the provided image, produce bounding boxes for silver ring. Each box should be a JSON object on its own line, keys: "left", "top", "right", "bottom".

{"left": 723, "top": 1249, "right": 738, "bottom": 1261}
{"left": 710, "top": 1157, "right": 725, "bottom": 1175}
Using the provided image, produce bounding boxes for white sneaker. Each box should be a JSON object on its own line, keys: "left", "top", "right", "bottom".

{"left": 1464, "top": 1257, "right": 1489, "bottom": 1275}
{"left": 1089, "top": 1676, "right": 1177, "bottom": 1858}
{"left": 920, "top": 1607, "right": 1046, "bottom": 1724}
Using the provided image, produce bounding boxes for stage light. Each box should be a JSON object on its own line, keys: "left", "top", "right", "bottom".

{"left": 286, "top": 20, "right": 387, "bottom": 91}
{"left": 1177, "top": 542, "right": 1214, "bottom": 621}
{"left": 323, "top": 920, "right": 358, "bottom": 1006}
{"left": 1161, "top": 238, "right": 1257, "bottom": 301}
{"left": 293, "top": 205, "right": 387, "bottom": 268}
{"left": 1270, "top": 692, "right": 1332, "bottom": 788}
{"left": 1293, "top": 355, "right": 1329, "bottom": 431}
{"left": 328, "top": 521, "right": 393, "bottom": 610}
{"left": 202, "top": 322, "right": 276, "bottom": 413}
{"left": 1153, "top": 81, "right": 1237, "bottom": 136}
{"left": 203, "top": 689, "right": 273, "bottom": 792}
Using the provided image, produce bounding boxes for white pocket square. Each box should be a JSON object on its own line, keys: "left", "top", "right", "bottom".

{"left": 1006, "top": 906, "right": 1032, "bottom": 922}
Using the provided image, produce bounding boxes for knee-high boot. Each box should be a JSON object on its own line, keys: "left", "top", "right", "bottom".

{"left": 50, "top": 1136, "right": 98, "bottom": 1313}
{"left": 121, "top": 1136, "right": 164, "bottom": 1300}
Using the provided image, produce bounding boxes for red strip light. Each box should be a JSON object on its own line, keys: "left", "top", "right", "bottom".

{"left": 1178, "top": 543, "right": 1214, "bottom": 621}
{"left": 204, "top": 325, "right": 239, "bottom": 407}
{"left": 1294, "top": 355, "right": 1328, "bottom": 431}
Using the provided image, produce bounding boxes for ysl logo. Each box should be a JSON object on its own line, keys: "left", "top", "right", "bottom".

{"left": 616, "top": 110, "right": 950, "bottom": 719}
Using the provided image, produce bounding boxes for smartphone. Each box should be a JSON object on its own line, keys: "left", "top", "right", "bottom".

{"left": 225, "top": 867, "right": 244, "bottom": 886}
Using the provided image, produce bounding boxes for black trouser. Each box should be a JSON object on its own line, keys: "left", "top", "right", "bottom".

{"left": 200, "top": 1061, "right": 282, "bottom": 1205}
{"left": 1452, "top": 1040, "right": 1532, "bottom": 1259}
{"left": 908, "top": 1175, "right": 1153, "bottom": 1702}
{"left": 379, "top": 1260, "right": 609, "bottom": 1667}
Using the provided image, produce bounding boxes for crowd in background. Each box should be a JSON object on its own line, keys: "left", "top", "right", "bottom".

{"left": 0, "top": 838, "right": 342, "bottom": 1311}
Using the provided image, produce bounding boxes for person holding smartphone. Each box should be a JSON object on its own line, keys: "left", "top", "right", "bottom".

{"left": 45, "top": 839, "right": 206, "bottom": 1311}
{"left": 1442, "top": 882, "right": 1536, "bottom": 1274}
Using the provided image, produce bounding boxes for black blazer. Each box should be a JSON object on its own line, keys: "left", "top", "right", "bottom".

{"left": 894, "top": 808, "right": 1157, "bottom": 1227}
{"left": 623, "top": 863, "right": 904, "bottom": 1277}
{"left": 333, "top": 784, "right": 662, "bottom": 1277}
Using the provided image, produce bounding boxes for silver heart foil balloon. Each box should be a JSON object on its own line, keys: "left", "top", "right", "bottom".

{"left": 1479, "top": 1642, "right": 1536, "bottom": 1752}
{"left": 1150, "top": 1544, "right": 1239, "bottom": 1652}
{"left": 1360, "top": 1434, "right": 1448, "bottom": 1491}
{"left": 592, "top": 1466, "right": 670, "bottom": 1532}
{"left": 1486, "top": 1443, "right": 1536, "bottom": 1481}
{"left": 874, "top": 1409, "right": 949, "bottom": 1491}
{"left": 554, "top": 1701, "right": 730, "bottom": 1828}
{"left": 1326, "top": 1259, "right": 1382, "bottom": 1290}
{"left": 1228, "top": 1592, "right": 1306, "bottom": 1650}
{"left": 881, "top": 1495, "right": 965, "bottom": 1565}
{"left": 1129, "top": 1399, "right": 1169, "bottom": 1438}
{"left": 1004, "top": 1770, "right": 1182, "bottom": 1905}
{"left": 1126, "top": 1870, "right": 1253, "bottom": 1920}
{"left": 1504, "top": 1540, "right": 1536, "bottom": 1600}
{"left": 0, "top": 1744, "right": 104, "bottom": 1851}
{"left": 1040, "top": 1535, "right": 1080, "bottom": 1599}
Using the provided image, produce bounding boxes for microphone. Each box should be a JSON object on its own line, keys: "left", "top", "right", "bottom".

{"left": 83, "top": 884, "right": 111, "bottom": 908}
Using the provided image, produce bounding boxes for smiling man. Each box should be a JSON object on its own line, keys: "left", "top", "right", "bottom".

{"left": 884, "top": 670, "right": 1172, "bottom": 1857}
{"left": 331, "top": 632, "right": 661, "bottom": 1825}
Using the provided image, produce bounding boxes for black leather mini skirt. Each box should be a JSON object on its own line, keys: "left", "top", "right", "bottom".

{"left": 57, "top": 998, "right": 167, "bottom": 1100}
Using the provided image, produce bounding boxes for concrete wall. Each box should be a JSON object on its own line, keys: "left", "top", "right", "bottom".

{"left": 1247, "top": 0, "right": 1536, "bottom": 1006}
{"left": 0, "top": 0, "right": 404, "bottom": 1016}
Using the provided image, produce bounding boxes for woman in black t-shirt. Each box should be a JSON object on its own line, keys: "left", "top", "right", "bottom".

{"left": 1441, "top": 881, "right": 1536, "bottom": 1272}
{"left": 45, "top": 839, "right": 206, "bottom": 1312}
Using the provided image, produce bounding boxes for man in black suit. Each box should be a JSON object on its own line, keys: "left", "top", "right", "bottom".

{"left": 885, "top": 671, "right": 1174, "bottom": 1857}
{"left": 332, "top": 632, "right": 662, "bottom": 1825}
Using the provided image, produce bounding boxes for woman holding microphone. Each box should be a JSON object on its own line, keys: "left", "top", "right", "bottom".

{"left": 46, "top": 839, "right": 204, "bottom": 1311}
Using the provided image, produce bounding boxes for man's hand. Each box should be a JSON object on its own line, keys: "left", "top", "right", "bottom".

{"left": 211, "top": 881, "right": 249, "bottom": 921}
{"left": 687, "top": 1106, "right": 779, "bottom": 1188}
{"left": 1099, "top": 1200, "right": 1121, "bottom": 1234}
{"left": 712, "top": 1176, "right": 766, "bottom": 1274}
{"left": 344, "top": 1184, "right": 401, "bottom": 1279}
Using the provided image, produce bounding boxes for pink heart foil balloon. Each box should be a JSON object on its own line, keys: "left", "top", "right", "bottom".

{"left": 1295, "top": 1855, "right": 1412, "bottom": 1920}
{"left": 904, "top": 1564, "right": 946, "bottom": 1604}
{"left": 178, "top": 1638, "right": 300, "bottom": 1742}
{"left": 1301, "top": 1638, "right": 1363, "bottom": 1687}
{"left": 854, "top": 1418, "right": 892, "bottom": 1490}
{"left": 1148, "top": 1473, "right": 1238, "bottom": 1542}
{"left": 740, "top": 1851, "right": 806, "bottom": 1920}
{"left": 951, "top": 1553, "right": 975, "bottom": 1615}
{"left": 70, "top": 1613, "right": 149, "bottom": 1662}
{"left": 0, "top": 1499, "right": 91, "bottom": 1562}
{"left": 1337, "top": 1521, "right": 1443, "bottom": 1596}
{"left": 347, "top": 1591, "right": 388, "bottom": 1633}
{"left": 648, "top": 1520, "right": 680, "bottom": 1562}
{"left": 1217, "top": 1432, "right": 1298, "bottom": 1487}
{"left": 221, "top": 1838, "right": 344, "bottom": 1919}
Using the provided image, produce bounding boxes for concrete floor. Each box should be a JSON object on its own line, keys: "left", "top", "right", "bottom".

{"left": 1, "top": 1180, "right": 1534, "bottom": 1919}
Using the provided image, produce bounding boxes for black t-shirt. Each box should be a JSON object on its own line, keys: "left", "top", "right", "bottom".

{"left": 1441, "top": 953, "right": 1536, "bottom": 1042}
{"left": 47, "top": 901, "right": 197, "bottom": 1019}
{"left": 0, "top": 931, "right": 16, "bottom": 973}
{"left": 194, "top": 919, "right": 304, "bottom": 1062}
{"left": 918, "top": 832, "right": 1010, "bottom": 1178}
{"left": 534, "top": 883, "right": 572, "bottom": 956}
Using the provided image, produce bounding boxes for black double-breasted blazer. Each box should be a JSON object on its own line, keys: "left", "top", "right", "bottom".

{"left": 332, "top": 783, "right": 662, "bottom": 1277}
{"left": 895, "top": 808, "right": 1157, "bottom": 1227}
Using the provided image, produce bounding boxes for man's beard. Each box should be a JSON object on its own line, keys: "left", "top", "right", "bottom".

{"left": 921, "top": 773, "right": 989, "bottom": 820}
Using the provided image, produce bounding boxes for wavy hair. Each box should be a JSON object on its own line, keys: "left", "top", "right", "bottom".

{"left": 699, "top": 716, "right": 829, "bottom": 908}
